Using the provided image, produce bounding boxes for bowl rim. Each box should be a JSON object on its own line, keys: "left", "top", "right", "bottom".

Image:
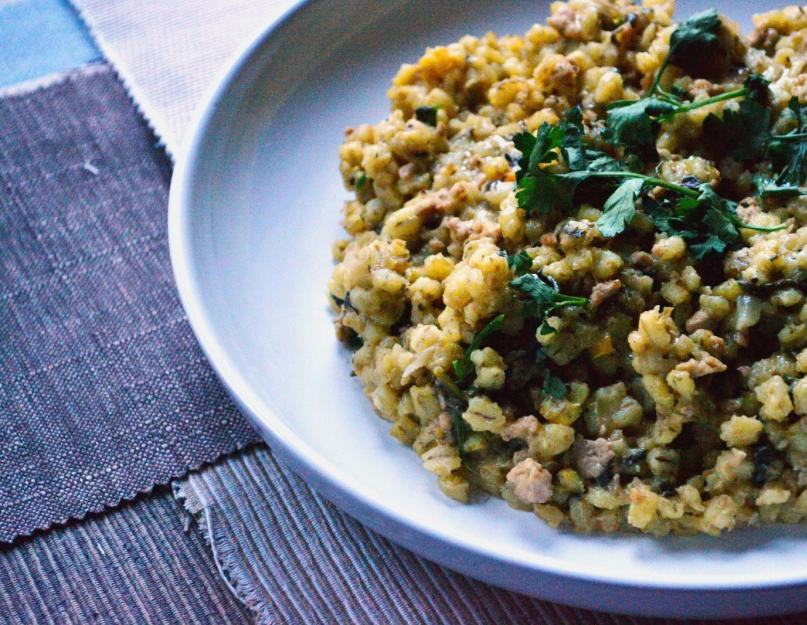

{"left": 168, "top": 0, "right": 807, "bottom": 595}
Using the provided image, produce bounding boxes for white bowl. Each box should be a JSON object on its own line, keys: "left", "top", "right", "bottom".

{"left": 169, "top": 0, "right": 807, "bottom": 617}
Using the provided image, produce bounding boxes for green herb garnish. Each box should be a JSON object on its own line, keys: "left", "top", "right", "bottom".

{"left": 435, "top": 377, "right": 471, "bottom": 458}
{"left": 452, "top": 314, "right": 505, "bottom": 383}
{"left": 647, "top": 182, "right": 786, "bottom": 259}
{"left": 503, "top": 250, "right": 533, "bottom": 276}
{"left": 513, "top": 107, "right": 624, "bottom": 214}
{"left": 606, "top": 74, "right": 766, "bottom": 152}
{"left": 603, "top": 12, "right": 764, "bottom": 152}
{"left": 355, "top": 172, "right": 369, "bottom": 190}
{"left": 415, "top": 106, "right": 439, "bottom": 126}
{"left": 595, "top": 177, "right": 645, "bottom": 237}
{"left": 510, "top": 274, "right": 588, "bottom": 335}
{"left": 765, "top": 98, "right": 807, "bottom": 195}
{"left": 702, "top": 75, "right": 772, "bottom": 161}
{"left": 647, "top": 9, "right": 722, "bottom": 97}
{"left": 542, "top": 371, "right": 567, "bottom": 400}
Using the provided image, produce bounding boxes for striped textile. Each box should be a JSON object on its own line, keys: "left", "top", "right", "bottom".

{"left": 176, "top": 445, "right": 807, "bottom": 625}
{"left": 0, "top": 64, "right": 258, "bottom": 543}
{"left": 0, "top": 488, "right": 250, "bottom": 625}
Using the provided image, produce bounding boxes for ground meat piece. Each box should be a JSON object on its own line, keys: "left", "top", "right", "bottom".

{"left": 630, "top": 251, "right": 655, "bottom": 270}
{"left": 685, "top": 309, "right": 712, "bottom": 333}
{"left": 540, "top": 232, "right": 558, "bottom": 247}
{"left": 674, "top": 354, "right": 727, "bottom": 378}
{"left": 590, "top": 279, "right": 622, "bottom": 309}
{"left": 501, "top": 415, "right": 539, "bottom": 442}
{"left": 445, "top": 215, "right": 501, "bottom": 244}
{"left": 573, "top": 437, "right": 614, "bottom": 479}
{"left": 506, "top": 458, "right": 553, "bottom": 504}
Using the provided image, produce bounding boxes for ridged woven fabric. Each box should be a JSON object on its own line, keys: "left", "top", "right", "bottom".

{"left": 0, "top": 488, "right": 250, "bottom": 625}
{"left": 68, "top": 0, "right": 299, "bottom": 155}
{"left": 0, "top": 66, "right": 259, "bottom": 543}
{"left": 176, "top": 445, "right": 807, "bottom": 625}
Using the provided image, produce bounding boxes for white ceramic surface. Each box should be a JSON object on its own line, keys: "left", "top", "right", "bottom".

{"left": 169, "top": 0, "right": 807, "bottom": 618}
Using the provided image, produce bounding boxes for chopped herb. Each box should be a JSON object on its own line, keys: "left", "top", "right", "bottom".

{"left": 595, "top": 466, "right": 615, "bottom": 488}
{"left": 621, "top": 447, "right": 648, "bottom": 469}
{"left": 344, "top": 330, "right": 363, "bottom": 351}
{"left": 752, "top": 442, "right": 780, "bottom": 486}
{"left": 415, "top": 106, "right": 439, "bottom": 126}
{"left": 504, "top": 250, "right": 533, "bottom": 276}
{"left": 510, "top": 273, "right": 588, "bottom": 334}
{"left": 435, "top": 378, "right": 471, "bottom": 459}
{"left": 355, "top": 172, "right": 369, "bottom": 190}
{"left": 596, "top": 177, "right": 645, "bottom": 237}
{"left": 452, "top": 314, "right": 505, "bottom": 383}
{"left": 542, "top": 371, "right": 567, "bottom": 400}
{"left": 331, "top": 291, "right": 357, "bottom": 312}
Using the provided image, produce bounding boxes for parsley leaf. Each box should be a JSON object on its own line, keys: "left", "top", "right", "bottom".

{"left": 767, "top": 98, "right": 807, "bottom": 192}
{"left": 513, "top": 108, "right": 592, "bottom": 214}
{"left": 702, "top": 75, "right": 772, "bottom": 161}
{"left": 415, "top": 106, "right": 439, "bottom": 126}
{"left": 668, "top": 9, "right": 722, "bottom": 64}
{"left": 596, "top": 177, "right": 645, "bottom": 237}
{"left": 515, "top": 169, "right": 574, "bottom": 214}
{"left": 648, "top": 9, "right": 722, "bottom": 96}
{"left": 452, "top": 314, "right": 505, "bottom": 383}
{"left": 510, "top": 274, "right": 588, "bottom": 335}
{"left": 504, "top": 251, "right": 533, "bottom": 276}
{"left": 355, "top": 172, "right": 369, "bottom": 190}
{"left": 648, "top": 182, "right": 786, "bottom": 259}
{"left": 604, "top": 97, "right": 677, "bottom": 150}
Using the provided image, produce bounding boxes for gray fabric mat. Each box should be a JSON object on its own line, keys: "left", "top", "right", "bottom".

{"left": 0, "top": 488, "right": 251, "bottom": 625}
{"left": 175, "top": 445, "right": 807, "bottom": 625}
{"left": 0, "top": 65, "right": 259, "bottom": 543}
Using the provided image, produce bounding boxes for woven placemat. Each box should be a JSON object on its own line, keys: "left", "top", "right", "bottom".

{"left": 0, "top": 66, "right": 259, "bottom": 543}
{"left": 176, "top": 445, "right": 807, "bottom": 625}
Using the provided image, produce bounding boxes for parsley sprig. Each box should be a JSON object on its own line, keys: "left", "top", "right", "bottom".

{"left": 606, "top": 75, "right": 766, "bottom": 153}
{"left": 511, "top": 104, "right": 787, "bottom": 255}
{"left": 647, "top": 182, "right": 786, "bottom": 258}
{"left": 604, "top": 11, "right": 765, "bottom": 152}
{"left": 510, "top": 273, "right": 588, "bottom": 335}
{"left": 514, "top": 107, "right": 622, "bottom": 215}
{"left": 759, "top": 98, "right": 807, "bottom": 197}
{"left": 559, "top": 170, "right": 786, "bottom": 253}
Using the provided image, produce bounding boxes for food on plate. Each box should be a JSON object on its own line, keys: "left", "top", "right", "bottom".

{"left": 327, "top": 0, "right": 807, "bottom": 535}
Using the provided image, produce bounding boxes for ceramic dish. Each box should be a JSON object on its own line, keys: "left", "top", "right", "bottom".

{"left": 168, "top": 0, "right": 807, "bottom": 617}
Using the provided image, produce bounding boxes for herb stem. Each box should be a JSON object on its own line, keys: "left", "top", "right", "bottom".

{"left": 669, "top": 87, "right": 747, "bottom": 115}
{"left": 733, "top": 218, "right": 788, "bottom": 233}
{"left": 571, "top": 171, "right": 700, "bottom": 198}
{"left": 435, "top": 374, "right": 465, "bottom": 401}
{"left": 646, "top": 56, "right": 672, "bottom": 97}
{"left": 771, "top": 132, "right": 807, "bottom": 142}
